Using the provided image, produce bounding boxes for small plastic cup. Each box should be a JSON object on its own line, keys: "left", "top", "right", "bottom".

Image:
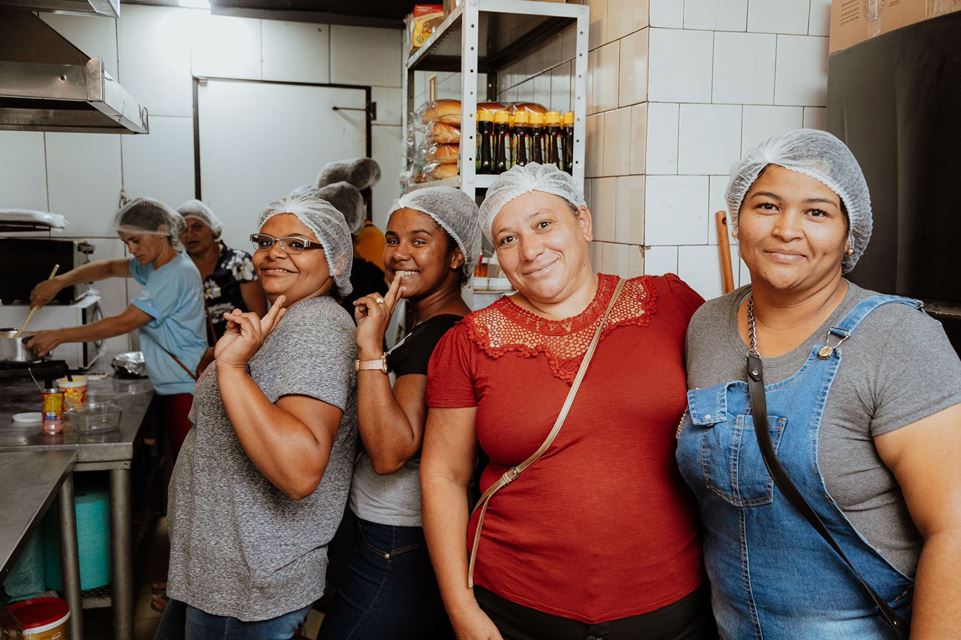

{"left": 56, "top": 376, "right": 88, "bottom": 407}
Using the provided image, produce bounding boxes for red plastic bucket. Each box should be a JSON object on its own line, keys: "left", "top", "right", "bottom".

{"left": 8, "top": 597, "right": 70, "bottom": 639}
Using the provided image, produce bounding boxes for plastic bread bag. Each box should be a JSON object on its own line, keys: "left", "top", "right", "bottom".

{"left": 426, "top": 142, "right": 460, "bottom": 165}
{"left": 429, "top": 121, "right": 461, "bottom": 144}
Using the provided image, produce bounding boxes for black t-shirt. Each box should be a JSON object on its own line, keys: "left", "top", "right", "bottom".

{"left": 204, "top": 242, "right": 258, "bottom": 344}
{"left": 341, "top": 257, "right": 387, "bottom": 313}
{"left": 387, "top": 314, "right": 462, "bottom": 376}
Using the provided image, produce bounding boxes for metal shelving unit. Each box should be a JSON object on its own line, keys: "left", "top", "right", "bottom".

{"left": 402, "top": 0, "right": 589, "bottom": 202}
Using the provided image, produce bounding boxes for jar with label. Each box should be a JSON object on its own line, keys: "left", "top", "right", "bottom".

{"left": 477, "top": 109, "right": 495, "bottom": 174}
{"left": 493, "top": 110, "right": 513, "bottom": 173}
{"left": 41, "top": 388, "right": 64, "bottom": 434}
{"left": 563, "top": 111, "right": 575, "bottom": 174}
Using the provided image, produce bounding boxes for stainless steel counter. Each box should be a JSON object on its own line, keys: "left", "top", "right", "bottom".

{"left": 0, "top": 449, "right": 82, "bottom": 639}
{"left": 0, "top": 449, "right": 76, "bottom": 581}
{"left": 0, "top": 376, "right": 153, "bottom": 463}
{"left": 0, "top": 374, "right": 154, "bottom": 640}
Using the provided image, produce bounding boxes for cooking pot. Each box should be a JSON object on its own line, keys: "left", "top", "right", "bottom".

{"left": 0, "top": 328, "right": 41, "bottom": 362}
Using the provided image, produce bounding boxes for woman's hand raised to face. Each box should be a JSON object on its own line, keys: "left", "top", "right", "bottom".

{"left": 215, "top": 295, "right": 287, "bottom": 369}
{"left": 353, "top": 273, "right": 405, "bottom": 359}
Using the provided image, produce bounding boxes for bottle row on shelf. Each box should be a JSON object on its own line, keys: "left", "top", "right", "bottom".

{"left": 408, "top": 99, "right": 575, "bottom": 185}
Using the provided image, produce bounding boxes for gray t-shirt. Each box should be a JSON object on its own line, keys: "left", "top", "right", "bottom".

{"left": 686, "top": 282, "right": 961, "bottom": 576}
{"left": 166, "top": 295, "right": 358, "bottom": 621}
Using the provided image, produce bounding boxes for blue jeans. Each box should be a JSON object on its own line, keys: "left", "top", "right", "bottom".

{"left": 317, "top": 518, "right": 453, "bottom": 640}
{"left": 676, "top": 295, "right": 918, "bottom": 639}
{"left": 154, "top": 599, "right": 311, "bottom": 640}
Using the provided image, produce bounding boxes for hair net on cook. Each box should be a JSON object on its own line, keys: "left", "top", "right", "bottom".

{"left": 315, "top": 181, "right": 366, "bottom": 235}
{"left": 388, "top": 186, "right": 482, "bottom": 282}
{"left": 114, "top": 197, "right": 185, "bottom": 243}
{"left": 478, "top": 162, "right": 587, "bottom": 243}
{"left": 258, "top": 195, "right": 354, "bottom": 298}
{"left": 176, "top": 199, "right": 222, "bottom": 239}
{"left": 316, "top": 158, "right": 382, "bottom": 191}
{"left": 287, "top": 184, "right": 315, "bottom": 199}
{"left": 726, "top": 128, "right": 872, "bottom": 273}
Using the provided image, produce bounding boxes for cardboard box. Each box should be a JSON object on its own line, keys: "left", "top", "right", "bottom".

{"left": 830, "top": 0, "right": 961, "bottom": 53}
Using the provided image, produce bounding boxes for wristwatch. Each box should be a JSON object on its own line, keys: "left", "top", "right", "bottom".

{"left": 355, "top": 355, "right": 388, "bottom": 373}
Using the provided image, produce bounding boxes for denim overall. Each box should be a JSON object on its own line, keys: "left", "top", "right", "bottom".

{"left": 676, "top": 295, "right": 920, "bottom": 639}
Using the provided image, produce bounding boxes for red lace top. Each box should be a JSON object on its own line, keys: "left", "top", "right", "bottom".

{"left": 427, "top": 274, "right": 706, "bottom": 623}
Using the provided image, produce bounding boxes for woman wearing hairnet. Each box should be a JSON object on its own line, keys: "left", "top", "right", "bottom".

{"left": 287, "top": 179, "right": 388, "bottom": 313}
{"left": 315, "top": 180, "right": 389, "bottom": 312}
{"left": 421, "top": 164, "right": 716, "bottom": 639}
{"left": 317, "top": 186, "right": 480, "bottom": 640}
{"left": 676, "top": 129, "right": 961, "bottom": 638}
{"left": 157, "top": 195, "right": 359, "bottom": 639}
{"left": 28, "top": 197, "right": 208, "bottom": 459}
{"left": 177, "top": 199, "right": 267, "bottom": 343}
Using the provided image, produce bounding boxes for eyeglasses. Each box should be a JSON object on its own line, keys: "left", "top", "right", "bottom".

{"left": 250, "top": 233, "right": 324, "bottom": 256}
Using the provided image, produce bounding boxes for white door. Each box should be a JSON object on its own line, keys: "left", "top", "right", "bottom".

{"left": 196, "top": 79, "right": 367, "bottom": 251}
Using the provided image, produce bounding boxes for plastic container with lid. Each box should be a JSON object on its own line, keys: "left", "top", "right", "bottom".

{"left": 8, "top": 597, "right": 70, "bottom": 639}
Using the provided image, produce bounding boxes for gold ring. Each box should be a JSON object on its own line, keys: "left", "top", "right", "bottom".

{"left": 374, "top": 298, "right": 385, "bottom": 305}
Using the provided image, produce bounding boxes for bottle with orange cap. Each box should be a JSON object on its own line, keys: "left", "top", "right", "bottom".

{"left": 493, "top": 110, "right": 512, "bottom": 173}
{"left": 544, "top": 111, "right": 564, "bottom": 172}
{"left": 477, "top": 109, "right": 494, "bottom": 174}
{"left": 512, "top": 111, "right": 534, "bottom": 167}
{"left": 530, "top": 111, "right": 546, "bottom": 164}
{"left": 563, "top": 112, "right": 575, "bottom": 174}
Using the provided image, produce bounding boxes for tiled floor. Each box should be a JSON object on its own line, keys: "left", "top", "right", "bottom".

{"left": 82, "top": 518, "right": 324, "bottom": 639}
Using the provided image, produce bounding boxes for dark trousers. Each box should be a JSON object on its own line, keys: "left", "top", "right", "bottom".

{"left": 154, "top": 599, "right": 311, "bottom": 640}
{"left": 475, "top": 585, "right": 718, "bottom": 640}
{"left": 160, "top": 392, "right": 193, "bottom": 461}
{"left": 316, "top": 519, "right": 453, "bottom": 640}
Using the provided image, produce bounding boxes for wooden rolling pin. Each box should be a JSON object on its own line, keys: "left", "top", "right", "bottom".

{"left": 15, "top": 263, "right": 60, "bottom": 338}
{"left": 715, "top": 211, "right": 735, "bottom": 294}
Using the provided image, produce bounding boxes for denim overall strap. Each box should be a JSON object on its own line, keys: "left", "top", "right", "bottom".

{"left": 828, "top": 295, "right": 924, "bottom": 341}
{"left": 676, "top": 295, "right": 922, "bottom": 640}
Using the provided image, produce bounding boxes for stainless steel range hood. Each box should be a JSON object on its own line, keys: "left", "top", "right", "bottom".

{"left": 1, "top": 0, "right": 118, "bottom": 18}
{"left": 0, "top": 9, "right": 149, "bottom": 134}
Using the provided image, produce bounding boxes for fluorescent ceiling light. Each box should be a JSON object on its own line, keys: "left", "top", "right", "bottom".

{"left": 178, "top": 0, "right": 210, "bottom": 8}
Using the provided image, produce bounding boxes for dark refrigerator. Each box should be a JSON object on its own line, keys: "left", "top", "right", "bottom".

{"left": 826, "top": 10, "right": 961, "bottom": 354}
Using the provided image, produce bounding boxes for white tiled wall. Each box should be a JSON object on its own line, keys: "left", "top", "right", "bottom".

{"left": 486, "top": 0, "right": 830, "bottom": 295}
{"left": 0, "top": 6, "right": 404, "bottom": 353}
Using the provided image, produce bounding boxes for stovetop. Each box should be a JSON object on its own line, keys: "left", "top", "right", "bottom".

{"left": 0, "top": 360, "right": 71, "bottom": 385}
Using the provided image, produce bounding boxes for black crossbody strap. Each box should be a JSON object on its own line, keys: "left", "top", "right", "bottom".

{"left": 747, "top": 353, "right": 907, "bottom": 639}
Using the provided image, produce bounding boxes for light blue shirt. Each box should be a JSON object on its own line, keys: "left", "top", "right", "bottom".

{"left": 129, "top": 252, "right": 207, "bottom": 395}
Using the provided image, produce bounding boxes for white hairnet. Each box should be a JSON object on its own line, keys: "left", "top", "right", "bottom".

{"left": 114, "top": 198, "right": 185, "bottom": 245}
{"left": 287, "top": 184, "right": 315, "bottom": 199}
{"left": 316, "top": 158, "right": 382, "bottom": 191}
{"left": 388, "top": 186, "right": 482, "bottom": 281}
{"left": 258, "top": 195, "right": 354, "bottom": 298}
{"left": 726, "top": 128, "right": 872, "bottom": 273}
{"left": 315, "top": 181, "right": 365, "bottom": 235}
{"left": 176, "top": 199, "right": 222, "bottom": 239}
{"left": 478, "top": 162, "right": 586, "bottom": 243}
